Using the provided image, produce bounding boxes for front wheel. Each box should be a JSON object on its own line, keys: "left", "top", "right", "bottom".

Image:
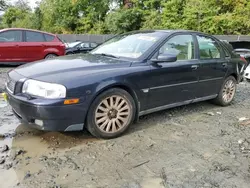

{"left": 86, "top": 88, "right": 136, "bottom": 139}
{"left": 213, "top": 76, "right": 237, "bottom": 106}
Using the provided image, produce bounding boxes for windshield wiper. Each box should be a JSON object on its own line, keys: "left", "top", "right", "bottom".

{"left": 95, "top": 53, "right": 120, "bottom": 59}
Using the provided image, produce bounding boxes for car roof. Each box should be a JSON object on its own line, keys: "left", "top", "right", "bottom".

{"left": 0, "top": 28, "right": 56, "bottom": 36}
{"left": 127, "top": 29, "right": 214, "bottom": 38}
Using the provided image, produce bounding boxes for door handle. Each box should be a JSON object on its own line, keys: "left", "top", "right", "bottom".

{"left": 191, "top": 65, "right": 199, "bottom": 70}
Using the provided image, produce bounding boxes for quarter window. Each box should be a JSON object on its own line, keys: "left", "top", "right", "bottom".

{"left": 158, "top": 35, "right": 195, "bottom": 60}
{"left": 0, "top": 31, "right": 22, "bottom": 42}
{"left": 44, "top": 34, "right": 55, "bottom": 42}
{"left": 26, "top": 31, "right": 45, "bottom": 42}
{"left": 197, "top": 35, "right": 221, "bottom": 59}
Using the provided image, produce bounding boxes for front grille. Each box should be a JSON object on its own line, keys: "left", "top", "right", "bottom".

{"left": 6, "top": 77, "right": 16, "bottom": 93}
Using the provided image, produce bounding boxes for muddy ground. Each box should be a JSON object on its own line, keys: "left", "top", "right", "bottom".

{"left": 1, "top": 66, "right": 250, "bottom": 188}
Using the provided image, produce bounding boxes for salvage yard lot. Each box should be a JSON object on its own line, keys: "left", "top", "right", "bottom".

{"left": 1, "top": 66, "right": 250, "bottom": 188}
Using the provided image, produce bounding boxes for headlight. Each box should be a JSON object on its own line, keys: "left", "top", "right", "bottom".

{"left": 22, "top": 79, "right": 66, "bottom": 99}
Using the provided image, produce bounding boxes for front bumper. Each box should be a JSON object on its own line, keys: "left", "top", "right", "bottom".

{"left": 6, "top": 91, "right": 87, "bottom": 132}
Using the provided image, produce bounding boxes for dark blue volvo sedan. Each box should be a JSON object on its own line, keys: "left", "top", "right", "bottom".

{"left": 5, "top": 30, "right": 242, "bottom": 138}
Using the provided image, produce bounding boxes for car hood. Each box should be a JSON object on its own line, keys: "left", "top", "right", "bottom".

{"left": 14, "top": 54, "right": 132, "bottom": 80}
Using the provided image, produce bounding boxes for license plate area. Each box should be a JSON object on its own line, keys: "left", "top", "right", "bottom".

{"left": 2, "top": 93, "right": 8, "bottom": 102}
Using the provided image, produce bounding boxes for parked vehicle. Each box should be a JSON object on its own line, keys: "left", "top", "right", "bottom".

{"left": 244, "top": 65, "right": 250, "bottom": 82}
{"left": 0, "top": 28, "right": 65, "bottom": 64}
{"left": 234, "top": 48, "right": 250, "bottom": 82}
{"left": 65, "top": 41, "right": 98, "bottom": 55}
{"left": 234, "top": 48, "right": 250, "bottom": 65}
{"left": 4, "top": 30, "right": 243, "bottom": 138}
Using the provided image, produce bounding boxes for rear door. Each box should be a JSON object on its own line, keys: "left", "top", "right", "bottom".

{"left": 195, "top": 35, "right": 228, "bottom": 98}
{"left": 0, "top": 30, "right": 26, "bottom": 63}
{"left": 24, "top": 30, "right": 46, "bottom": 61}
{"left": 147, "top": 34, "right": 200, "bottom": 109}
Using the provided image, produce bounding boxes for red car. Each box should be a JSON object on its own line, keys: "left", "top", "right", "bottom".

{"left": 0, "top": 28, "right": 65, "bottom": 64}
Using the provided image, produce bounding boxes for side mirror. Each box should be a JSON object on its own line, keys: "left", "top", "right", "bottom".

{"left": 151, "top": 54, "right": 177, "bottom": 63}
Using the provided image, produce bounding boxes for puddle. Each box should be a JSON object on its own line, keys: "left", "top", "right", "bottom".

{"left": 0, "top": 98, "right": 7, "bottom": 108}
{"left": 0, "top": 97, "right": 107, "bottom": 187}
{"left": 0, "top": 104, "right": 102, "bottom": 188}
{"left": 0, "top": 116, "right": 19, "bottom": 188}
{"left": 141, "top": 178, "right": 165, "bottom": 188}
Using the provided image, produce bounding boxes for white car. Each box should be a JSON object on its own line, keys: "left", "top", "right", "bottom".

{"left": 244, "top": 65, "right": 250, "bottom": 82}
{"left": 234, "top": 48, "right": 250, "bottom": 82}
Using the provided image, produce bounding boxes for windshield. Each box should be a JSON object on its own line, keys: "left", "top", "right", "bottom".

{"left": 91, "top": 32, "right": 165, "bottom": 59}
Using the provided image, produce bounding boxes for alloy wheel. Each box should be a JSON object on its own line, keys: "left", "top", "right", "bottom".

{"left": 95, "top": 95, "right": 132, "bottom": 133}
{"left": 222, "top": 79, "right": 236, "bottom": 103}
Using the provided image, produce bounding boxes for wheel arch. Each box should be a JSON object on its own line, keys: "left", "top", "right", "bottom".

{"left": 87, "top": 82, "right": 140, "bottom": 124}
{"left": 229, "top": 73, "right": 238, "bottom": 80}
{"left": 44, "top": 53, "right": 58, "bottom": 59}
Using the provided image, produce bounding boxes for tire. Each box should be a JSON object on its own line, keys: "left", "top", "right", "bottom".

{"left": 45, "top": 54, "right": 57, "bottom": 59}
{"left": 246, "top": 78, "right": 250, "bottom": 83}
{"left": 213, "top": 76, "right": 237, "bottom": 106}
{"left": 66, "top": 52, "right": 73, "bottom": 55}
{"left": 86, "top": 88, "right": 136, "bottom": 139}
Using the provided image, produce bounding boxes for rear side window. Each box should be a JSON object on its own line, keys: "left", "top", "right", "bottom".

{"left": 44, "top": 34, "right": 55, "bottom": 42}
{"left": 197, "top": 35, "right": 221, "bottom": 59}
{"left": 26, "top": 31, "right": 45, "bottom": 42}
{"left": 0, "top": 31, "right": 22, "bottom": 42}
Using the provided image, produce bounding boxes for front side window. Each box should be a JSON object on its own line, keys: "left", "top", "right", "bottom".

{"left": 91, "top": 32, "right": 165, "bottom": 59}
{"left": 26, "top": 31, "right": 45, "bottom": 42}
{"left": 0, "top": 31, "right": 22, "bottom": 42}
{"left": 197, "top": 35, "right": 221, "bottom": 59}
{"left": 158, "top": 35, "right": 195, "bottom": 60}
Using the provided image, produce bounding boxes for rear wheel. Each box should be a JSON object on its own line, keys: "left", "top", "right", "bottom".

{"left": 45, "top": 54, "right": 57, "bottom": 59}
{"left": 213, "top": 76, "right": 236, "bottom": 106}
{"left": 86, "top": 88, "right": 136, "bottom": 139}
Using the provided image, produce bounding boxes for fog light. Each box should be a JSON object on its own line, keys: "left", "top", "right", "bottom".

{"left": 35, "top": 119, "right": 44, "bottom": 126}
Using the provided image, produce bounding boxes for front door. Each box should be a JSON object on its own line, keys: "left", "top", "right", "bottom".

{"left": 147, "top": 34, "right": 200, "bottom": 109}
{"left": 0, "top": 30, "right": 26, "bottom": 63}
{"left": 195, "top": 35, "right": 228, "bottom": 98}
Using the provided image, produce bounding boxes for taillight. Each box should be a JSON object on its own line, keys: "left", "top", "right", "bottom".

{"left": 240, "top": 56, "right": 247, "bottom": 64}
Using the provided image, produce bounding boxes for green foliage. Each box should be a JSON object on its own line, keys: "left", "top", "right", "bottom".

{"left": 0, "top": 0, "right": 250, "bottom": 35}
{"left": 105, "top": 8, "right": 143, "bottom": 33}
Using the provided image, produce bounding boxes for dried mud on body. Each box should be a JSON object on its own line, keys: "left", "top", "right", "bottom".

{"left": 1, "top": 67, "right": 250, "bottom": 188}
